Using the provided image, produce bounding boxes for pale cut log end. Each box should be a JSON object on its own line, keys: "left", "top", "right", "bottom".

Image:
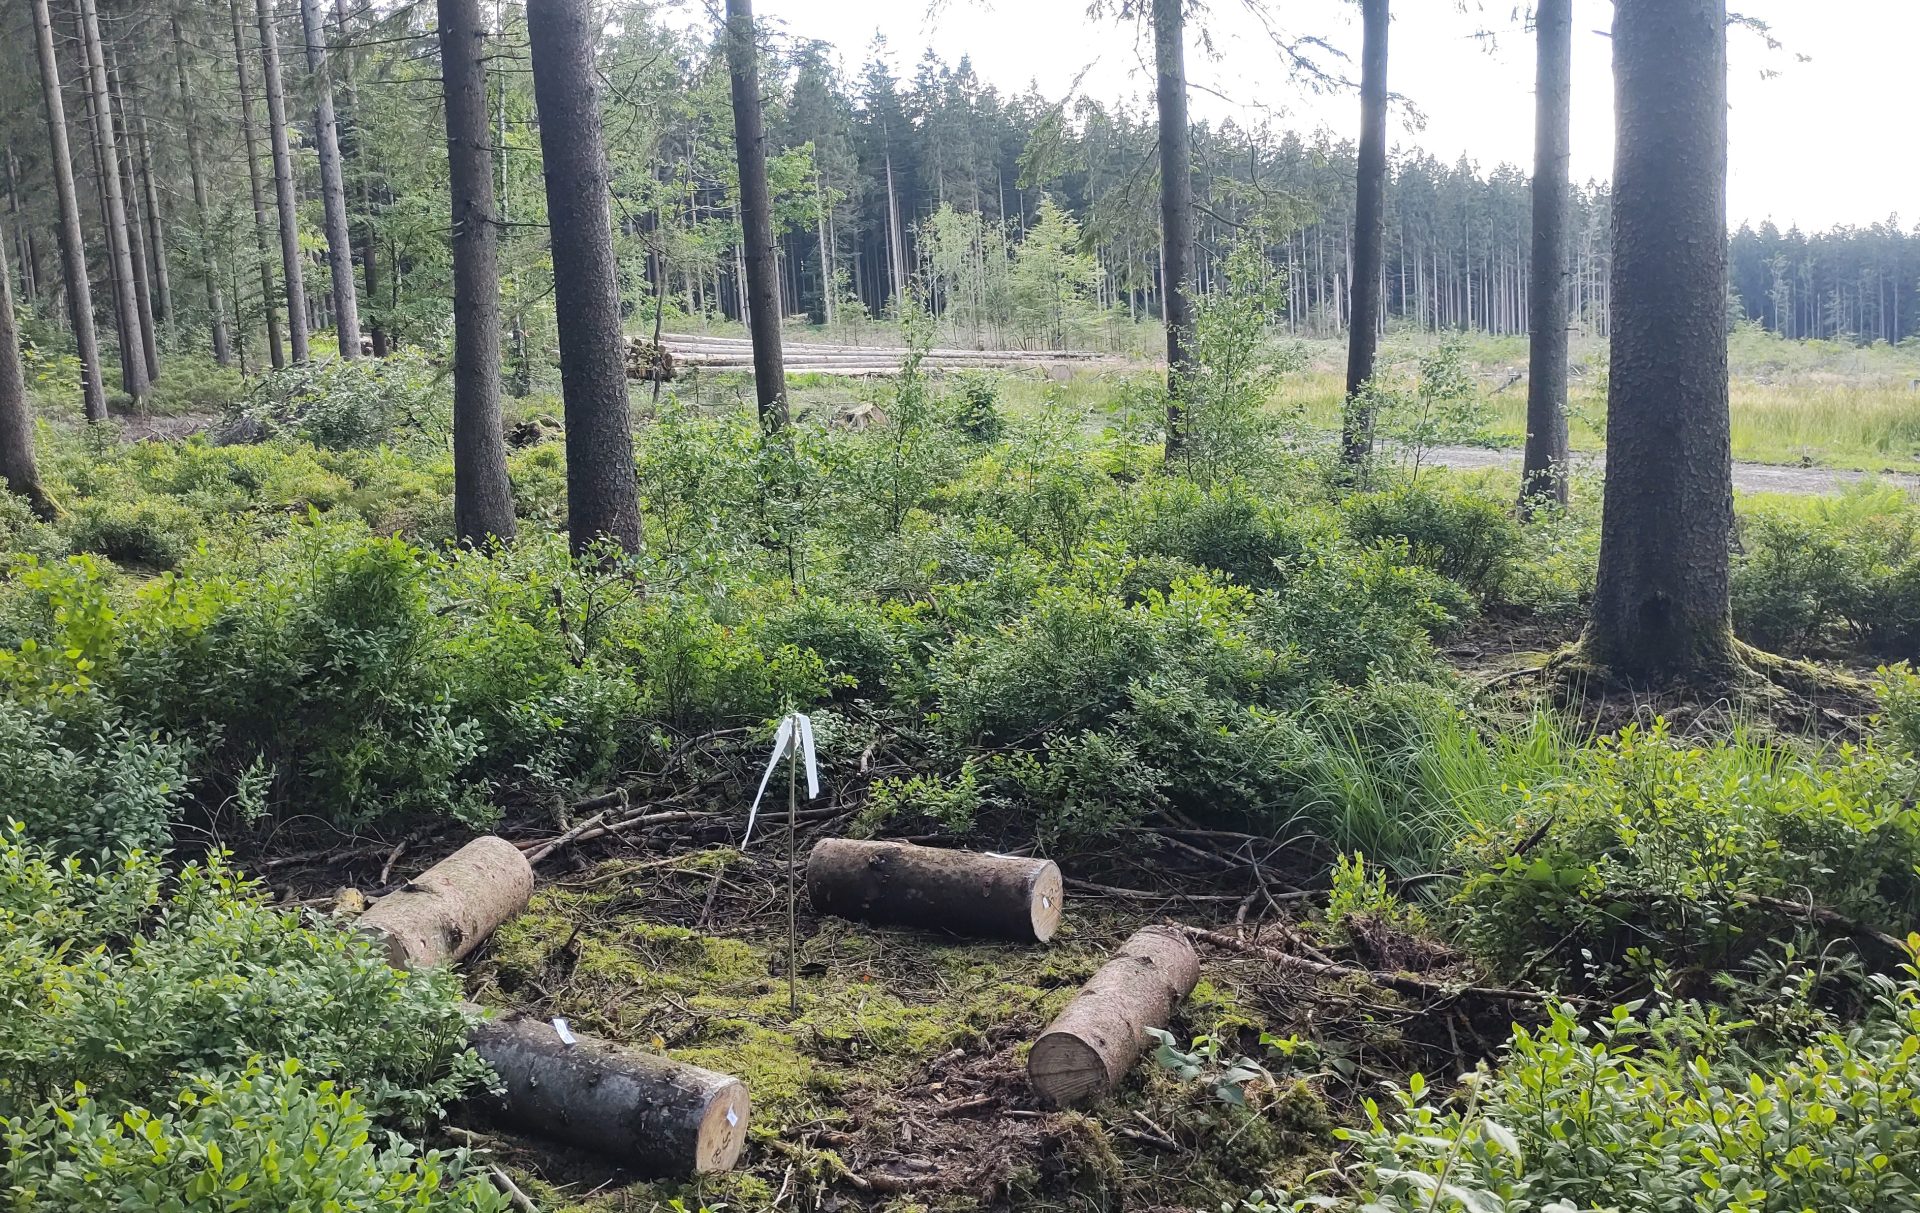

{"left": 694, "top": 1079, "right": 752, "bottom": 1174}
{"left": 1028, "top": 1030, "right": 1107, "bottom": 1106}
{"left": 1029, "top": 861, "right": 1064, "bottom": 943}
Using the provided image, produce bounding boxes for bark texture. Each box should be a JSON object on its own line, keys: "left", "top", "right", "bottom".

{"left": 357, "top": 836, "right": 534, "bottom": 970}
{"left": 299, "top": 0, "right": 362, "bottom": 357}
{"left": 256, "top": 0, "right": 311, "bottom": 363}
{"left": 30, "top": 0, "right": 106, "bottom": 421}
{"left": 230, "top": 0, "right": 285, "bottom": 369}
{"left": 1521, "top": 0, "right": 1572, "bottom": 511}
{"left": 807, "top": 839, "right": 1064, "bottom": 943}
{"left": 1584, "top": 0, "right": 1737, "bottom": 681}
{"left": 723, "top": 0, "right": 789, "bottom": 432}
{"left": 439, "top": 0, "right": 518, "bottom": 544}
{"left": 107, "top": 59, "right": 161, "bottom": 385}
{"left": 468, "top": 1011, "right": 750, "bottom": 1175}
{"left": 1341, "top": 0, "right": 1390, "bottom": 465}
{"left": 1152, "top": 0, "right": 1194, "bottom": 460}
{"left": 75, "top": 0, "right": 151, "bottom": 405}
{"left": 526, "top": 0, "right": 642, "bottom": 554}
{"left": 1028, "top": 926, "right": 1200, "bottom": 1107}
{"left": 0, "top": 237, "right": 55, "bottom": 519}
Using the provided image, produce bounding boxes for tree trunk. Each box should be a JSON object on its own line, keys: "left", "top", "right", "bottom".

{"left": 30, "top": 0, "right": 106, "bottom": 422}
{"left": 1153, "top": 0, "right": 1195, "bottom": 462}
{"left": 230, "top": 0, "right": 285, "bottom": 369}
{"left": 74, "top": 0, "right": 150, "bottom": 406}
{"left": 1341, "top": 0, "right": 1389, "bottom": 466}
{"left": 107, "top": 57, "right": 161, "bottom": 385}
{"left": 357, "top": 837, "right": 533, "bottom": 970}
{"left": 256, "top": 0, "right": 311, "bottom": 363}
{"left": 299, "top": 0, "right": 361, "bottom": 357}
{"left": 467, "top": 1010, "right": 749, "bottom": 1176}
{"left": 129, "top": 78, "right": 173, "bottom": 340}
{"left": 0, "top": 237, "right": 55, "bottom": 518}
{"left": 806, "top": 839, "right": 1064, "bottom": 943}
{"left": 172, "top": 9, "right": 234, "bottom": 367}
{"left": 816, "top": 177, "right": 835, "bottom": 325}
{"left": 439, "top": 0, "right": 518, "bottom": 545}
{"left": 1584, "top": 0, "right": 1737, "bottom": 682}
{"left": 1028, "top": 927, "right": 1200, "bottom": 1107}
{"left": 723, "top": 0, "right": 789, "bottom": 432}
{"left": 1520, "top": 0, "right": 1573, "bottom": 514}
{"left": 332, "top": 0, "right": 387, "bottom": 358}
{"left": 526, "top": 0, "right": 642, "bottom": 555}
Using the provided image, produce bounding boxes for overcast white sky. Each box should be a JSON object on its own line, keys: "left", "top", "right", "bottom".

{"left": 729, "top": 0, "right": 1916, "bottom": 232}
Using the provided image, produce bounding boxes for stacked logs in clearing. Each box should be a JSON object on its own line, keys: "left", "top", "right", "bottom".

{"left": 807, "top": 837, "right": 1065, "bottom": 943}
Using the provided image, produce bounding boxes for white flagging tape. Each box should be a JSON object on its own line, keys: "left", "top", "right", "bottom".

{"left": 551, "top": 1018, "right": 577, "bottom": 1046}
{"left": 742, "top": 712, "right": 821, "bottom": 849}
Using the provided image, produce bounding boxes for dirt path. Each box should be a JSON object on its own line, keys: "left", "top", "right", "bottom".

{"left": 1425, "top": 445, "right": 1920, "bottom": 496}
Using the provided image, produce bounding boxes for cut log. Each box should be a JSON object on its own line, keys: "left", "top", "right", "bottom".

{"left": 358, "top": 836, "right": 534, "bottom": 970}
{"left": 807, "top": 838, "right": 1064, "bottom": 943}
{"left": 468, "top": 1009, "right": 749, "bottom": 1176}
{"left": 1028, "top": 926, "right": 1200, "bottom": 1107}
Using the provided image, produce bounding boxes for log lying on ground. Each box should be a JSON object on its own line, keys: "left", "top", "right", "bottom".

{"left": 807, "top": 838, "right": 1064, "bottom": 942}
{"left": 357, "top": 836, "right": 534, "bottom": 970}
{"left": 1028, "top": 926, "right": 1200, "bottom": 1107}
{"left": 468, "top": 1009, "right": 750, "bottom": 1176}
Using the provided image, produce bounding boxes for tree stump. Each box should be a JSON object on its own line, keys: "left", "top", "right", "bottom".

{"left": 1028, "top": 926, "right": 1201, "bottom": 1107}
{"left": 469, "top": 1010, "right": 749, "bottom": 1176}
{"left": 358, "top": 836, "right": 534, "bottom": 970}
{"left": 806, "top": 838, "right": 1064, "bottom": 942}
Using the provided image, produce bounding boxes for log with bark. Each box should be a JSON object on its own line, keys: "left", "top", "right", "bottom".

{"left": 468, "top": 1009, "right": 750, "bottom": 1176}
{"left": 1028, "top": 925, "right": 1200, "bottom": 1107}
{"left": 806, "top": 838, "right": 1064, "bottom": 943}
{"left": 358, "top": 836, "right": 534, "bottom": 970}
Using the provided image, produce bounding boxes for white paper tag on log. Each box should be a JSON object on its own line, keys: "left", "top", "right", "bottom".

{"left": 742, "top": 712, "right": 822, "bottom": 850}
{"left": 726, "top": 1106, "right": 740, "bottom": 1127}
{"left": 551, "top": 1018, "right": 577, "bottom": 1046}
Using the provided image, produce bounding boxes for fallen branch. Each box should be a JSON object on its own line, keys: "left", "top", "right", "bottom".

{"left": 1733, "top": 891, "right": 1907, "bottom": 951}
{"left": 1182, "top": 926, "right": 1572, "bottom": 1007}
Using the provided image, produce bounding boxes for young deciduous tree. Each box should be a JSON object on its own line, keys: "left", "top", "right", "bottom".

{"left": 526, "top": 0, "right": 642, "bottom": 555}
{"left": 29, "top": 0, "right": 106, "bottom": 422}
{"left": 1520, "top": 0, "right": 1572, "bottom": 512}
{"left": 724, "top": 0, "right": 789, "bottom": 433}
{"left": 438, "top": 0, "right": 516, "bottom": 545}
{"left": 1340, "top": 0, "right": 1389, "bottom": 466}
{"left": 1583, "top": 0, "right": 1738, "bottom": 682}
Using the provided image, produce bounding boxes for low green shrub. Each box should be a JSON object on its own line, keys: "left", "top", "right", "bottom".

{"left": 1342, "top": 966, "right": 1920, "bottom": 1213}
{"left": 1342, "top": 483, "right": 1519, "bottom": 598}
{"left": 240, "top": 353, "right": 450, "bottom": 451}
{"left": 63, "top": 495, "right": 202, "bottom": 568}
{"left": 1733, "top": 485, "right": 1920, "bottom": 659}
{"left": 149, "top": 354, "right": 246, "bottom": 416}
{"left": 0, "top": 698, "right": 189, "bottom": 854}
{"left": 4, "top": 1060, "right": 506, "bottom": 1212}
{"left": 0, "top": 826, "right": 487, "bottom": 1124}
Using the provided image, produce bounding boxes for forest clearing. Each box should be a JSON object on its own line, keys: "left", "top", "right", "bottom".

{"left": 3, "top": 0, "right": 1920, "bottom": 1210}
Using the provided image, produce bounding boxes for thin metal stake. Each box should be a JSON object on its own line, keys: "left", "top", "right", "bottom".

{"left": 787, "top": 739, "right": 799, "bottom": 1015}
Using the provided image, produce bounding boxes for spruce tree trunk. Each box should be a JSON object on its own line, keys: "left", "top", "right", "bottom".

{"left": 1584, "top": 0, "right": 1737, "bottom": 682}
{"left": 299, "top": 0, "right": 361, "bottom": 357}
{"left": 724, "top": 0, "right": 788, "bottom": 432}
{"left": 1341, "top": 0, "right": 1389, "bottom": 466}
{"left": 129, "top": 81, "right": 173, "bottom": 340}
{"left": 30, "top": 0, "right": 106, "bottom": 421}
{"left": 332, "top": 0, "right": 387, "bottom": 357}
{"left": 230, "top": 0, "right": 285, "bottom": 368}
{"left": 172, "top": 10, "right": 234, "bottom": 367}
{"left": 0, "top": 237, "right": 55, "bottom": 519}
{"left": 526, "top": 0, "right": 642, "bottom": 555}
{"left": 256, "top": 0, "right": 311, "bottom": 363}
{"left": 816, "top": 178, "right": 835, "bottom": 325}
{"left": 438, "top": 0, "right": 517, "bottom": 545}
{"left": 74, "top": 0, "right": 150, "bottom": 406}
{"left": 1152, "top": 0, "right": 1194, "bottom": 462}
{"left": 107, "top": 59, "right": 161, "bottom": 385}
{"left": 1521, "top": 0, "right": 1572, "bottom": 513}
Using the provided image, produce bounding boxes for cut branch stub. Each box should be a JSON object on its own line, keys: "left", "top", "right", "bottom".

{"left": 468, "top": 1010, "right": 749, "bottom": 1176}
{"left": 806, "top": 838, "right": 1064, "bottom": 943}
{"left": 357, "top": 835, "right": 534, "bottom": 970}
{"left": 1028, "top": 925, "right": 1201, "bottom": 1107}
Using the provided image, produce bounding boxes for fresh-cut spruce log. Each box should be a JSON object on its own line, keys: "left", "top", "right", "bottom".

{"left": 468, "top": 1010, "right": 750, "bottom": 1176}
{"left": 806, "top": 838, "right": 1064, "bottom": 942}
{"left": 358, "top": 836, "right": 534, "bottom": 970}
{"left": 1028, "top": 926, "right": 1201, "bottom": 1107}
